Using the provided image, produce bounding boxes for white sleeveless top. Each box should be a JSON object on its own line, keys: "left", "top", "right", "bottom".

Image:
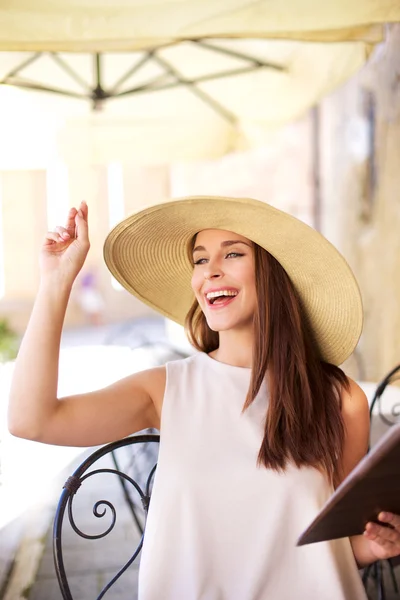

{"left": 138, "top": 353, "right": 367, "bottom": 600}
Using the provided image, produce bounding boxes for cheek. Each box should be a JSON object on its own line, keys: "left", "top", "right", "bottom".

{"left": 240, "top": 270, "right": 257, "bottom": 300}
{"left": 236, "top": 263, "right": 255, "bottom": 286}
{"left": 191, "top": 271, "right": 202, "bottom": 296}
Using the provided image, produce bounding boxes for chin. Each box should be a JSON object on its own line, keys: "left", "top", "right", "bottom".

{"left": 205, "top": 317, "right": 242, "bottom": 332}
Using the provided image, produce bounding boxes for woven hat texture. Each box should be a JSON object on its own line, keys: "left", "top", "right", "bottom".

{"left": 103, "top": 196, "right": 363, "bottom": 365}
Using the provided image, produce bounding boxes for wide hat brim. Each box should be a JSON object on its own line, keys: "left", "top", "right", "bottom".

{"left": 103, "top": 196, "right": 363, "bottom": 366}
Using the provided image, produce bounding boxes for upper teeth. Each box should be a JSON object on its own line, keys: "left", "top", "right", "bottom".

{"left": 206, "top": 290, "right": 238, "bottom": 299}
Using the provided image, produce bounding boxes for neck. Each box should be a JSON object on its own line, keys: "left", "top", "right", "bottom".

{"left": 210, "top": 329, "right": 254, "bottom": 368}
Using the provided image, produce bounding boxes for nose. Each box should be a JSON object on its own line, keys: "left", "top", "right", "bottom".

{"left": 204, "top": 262, "right": 223, "bottom": 280}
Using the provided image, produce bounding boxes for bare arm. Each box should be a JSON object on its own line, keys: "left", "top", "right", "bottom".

{"left": 9, "top": 361, "right": 163, "bottom": 447}
{"left": 8, "top": 202, "right": 162, "bottom": 447}
{"left": 336, "top": 377, "right": 400, "bottom": 567}
{"left": 340, "top": 380, "right": 400, "bottom": 566}
{"left": 335, "top": 378, "right": 373, "bottom": 567}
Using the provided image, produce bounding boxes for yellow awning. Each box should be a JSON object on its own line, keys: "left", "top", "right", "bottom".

{"left": 0, "top": 1, "right": 399, "bottom": 51}
{"left": 0, "top": 1, "right": 399, "bottom": 166}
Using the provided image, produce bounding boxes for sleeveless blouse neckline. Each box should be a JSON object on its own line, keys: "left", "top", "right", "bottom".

{"left": 201, "top": 351, "right": 252, "bottom": 372}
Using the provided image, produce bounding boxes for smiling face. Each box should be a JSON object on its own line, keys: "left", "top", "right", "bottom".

{"left": 190, "top": 229, "right": 257, "bottom": 333}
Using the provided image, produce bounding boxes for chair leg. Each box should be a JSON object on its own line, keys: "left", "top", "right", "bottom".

{"left": 377, "top": 560, "right": 386, "bottom": 600}
{"left": 363, "top": 563, "right": 374, "bottom": 586}
{"left": 387, "top": 559, "right": 399, "bottom": 594}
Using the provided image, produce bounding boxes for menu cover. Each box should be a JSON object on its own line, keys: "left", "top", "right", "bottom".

{"left": 297, "top": 423, "right": 400, "bottom": 546}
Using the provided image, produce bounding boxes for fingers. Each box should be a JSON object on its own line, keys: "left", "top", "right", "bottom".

{"left": 379, "top": 512, "right": 400, "bottom": 530}
{"left": 65, "top": 202, "right": 87, "bottom": 231}
{"left": 364, "top": 512, "right": 400, "bottom": 557}
{"left": 54, "top": 226, "right": 71, "bottom": 240}
{"left": 74, "top": 201, "right": 89, "bottom": 244}
{"left": 45, "top": 225, "right": 73, "bottom": 244}
{"left": 365, "top": 522, "right": 397, "bottom": 545}
{"left": 81, "top": 200, "right": 88, "bottom": 221}
{"left": 65, "top": 207, "right": 78, "bottom": 232}
{"left": 45, "top": 202, "right": 88, "bottom": 245}
{"left": 44, "top": 231, "right": 67, "bottom": 246}
{"left": 63, "top": 201, "right": 88, "bottom": 238}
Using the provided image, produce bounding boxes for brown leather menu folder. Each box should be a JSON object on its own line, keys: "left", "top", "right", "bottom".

{"left": 297, "top": 423, "right": 400, "bottom": 546}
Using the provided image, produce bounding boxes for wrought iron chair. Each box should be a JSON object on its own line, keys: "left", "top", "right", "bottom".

{"left": 362, "top": 364, "right": 400, "bottom": 600}
{"left": 53, "top": 432, "right": 159, "bottom": 600}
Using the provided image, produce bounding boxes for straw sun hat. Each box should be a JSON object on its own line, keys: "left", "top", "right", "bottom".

{"left": 103, "top": 195, "right": 363, "bottom": 366}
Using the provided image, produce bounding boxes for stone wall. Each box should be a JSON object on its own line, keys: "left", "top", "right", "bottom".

{"left": 319, "top": 24, "right": 400, "bottom": 381}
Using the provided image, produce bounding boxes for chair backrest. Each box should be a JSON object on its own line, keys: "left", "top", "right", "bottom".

{"left": 369, "top": 364, "right": 400, "bottom": 447}
{"left": 53, "top": 432, "right": 160, "bottom": 600}
{"left": 363, "top": 365, "right": 400, "bottom": 597}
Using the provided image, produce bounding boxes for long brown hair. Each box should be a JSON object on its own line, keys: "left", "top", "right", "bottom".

{"left": 185, "top": 242, "right": 349, "bottom": 486}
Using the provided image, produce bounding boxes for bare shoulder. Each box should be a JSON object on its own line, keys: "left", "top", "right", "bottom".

{"left": 337, "top": 377, "right": 370, "bottom": 484}
{"left": 340, "top": 377, "right": 370, "bottom": 420}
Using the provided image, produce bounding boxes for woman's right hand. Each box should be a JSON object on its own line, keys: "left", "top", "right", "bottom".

{"left": 39, "top": 201, "right": 90, "bottom": 285}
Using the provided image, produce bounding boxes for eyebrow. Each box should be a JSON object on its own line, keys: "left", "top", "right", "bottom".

{"left": 192, "top": 240, "right": 252, "bottom": 254}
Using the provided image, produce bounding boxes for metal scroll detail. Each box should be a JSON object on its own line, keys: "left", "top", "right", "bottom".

{"left": 53, "top": 434, "right": 159, "bottom": 600}
{"left": 369, "top": 364, "right": 400, "bottom": 427}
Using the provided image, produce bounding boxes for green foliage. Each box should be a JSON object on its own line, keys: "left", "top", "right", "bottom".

{"left": 0, "top": 318, "right": 19, "bottom": 362}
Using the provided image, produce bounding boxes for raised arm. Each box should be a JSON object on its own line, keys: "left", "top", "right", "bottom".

{"left": 7, "top": 202, "right": 163, "bottom": 447}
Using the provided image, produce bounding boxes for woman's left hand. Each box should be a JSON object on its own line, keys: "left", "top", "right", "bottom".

{"left": 364, "top": 512, "right": 400, "bottom": 560}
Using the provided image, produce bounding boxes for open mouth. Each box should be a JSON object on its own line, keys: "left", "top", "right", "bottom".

{"left": 205, "top": 291, "right": 239, "bottom": 308}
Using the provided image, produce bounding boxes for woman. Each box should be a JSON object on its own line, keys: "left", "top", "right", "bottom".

{"left": 8, "top": 196, "right": 400, "bottom": 599}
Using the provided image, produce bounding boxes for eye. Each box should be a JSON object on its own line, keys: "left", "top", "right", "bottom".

{"left": 193, "top": 252, "right": 244, "bottom": 265}
{"left": 193, "top": 257, "right": 207, "bottom": 265}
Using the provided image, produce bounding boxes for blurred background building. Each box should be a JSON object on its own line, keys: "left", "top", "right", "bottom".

{"left": 0, "top": 25, "right": 399, "bottom": 382}
{"left": 0, "top": 3, "right": 399, "bottom": 598}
